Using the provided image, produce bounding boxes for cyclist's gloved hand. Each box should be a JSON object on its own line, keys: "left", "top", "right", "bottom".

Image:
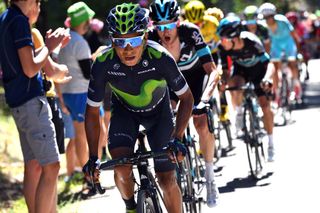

{"left": 260, "top": 79, "right": 273, "bottom": 93}
{"left": 82, "top": 156, "right": 101, "bottom": 188}
{"left": 168, "top": 138, "right": 187, "bottom": 163}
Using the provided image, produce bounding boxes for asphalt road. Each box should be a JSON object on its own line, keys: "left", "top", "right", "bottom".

{"left": 76, "top": 59, "right": 320, "bottom": 213}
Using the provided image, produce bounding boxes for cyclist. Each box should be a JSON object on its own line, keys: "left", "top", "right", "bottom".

{"left": 242, "top": 5, "right": 271, "bottom": 53}
{"left": 184, "top": 1, "right": 231, "bottom": 137}
{"left": 149, "top": 0, "right": 220, "bottom": 207}
{"left": 258, "top": 2, "right": 302, "bottom": 104}
{"left": 217, "top": 16, "right": 275, "bottom": 162}
{"left": 83, "top": 3, "right": 194, "bottom": 213}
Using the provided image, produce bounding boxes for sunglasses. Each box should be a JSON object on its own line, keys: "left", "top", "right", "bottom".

{"left": 155, "top": 22, "right": 177, "bottom": 31}
{"left": 112, "top": 34, "right": 145, "bottom": 48}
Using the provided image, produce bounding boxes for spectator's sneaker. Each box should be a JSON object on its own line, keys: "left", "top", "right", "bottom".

{"left": 126, "top": 208, "right": 137, "bottom": 213}
{"left": 206, "top": 181, "right": 219, "bottom": 208}
{"left": 268, "top": 146, "right": 275, "bottom": 162}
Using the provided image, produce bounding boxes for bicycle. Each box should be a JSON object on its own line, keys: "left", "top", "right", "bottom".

{"left": 176, "top": 98, "right": 225, "bottom": 212}
{"left": 97, "top": 131, "right": 177, "bottom": 213}
{"left": 276, "top": 53, "right": 294, "bottom": 126}
{"left": 226, "top": 82, "right": 266, "bottom": 179}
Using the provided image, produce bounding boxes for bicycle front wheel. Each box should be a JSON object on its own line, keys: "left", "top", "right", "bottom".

{"left": 137, "top": 189, "right": 162, "bottom": 213}
{"left": 243, "top": 106, "right": 265, "bottom": 180}
{"left": 177, "top": 150, "right": 199, "bottom": 213}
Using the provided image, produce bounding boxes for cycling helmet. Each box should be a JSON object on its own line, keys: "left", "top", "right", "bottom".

{"left": 184, "top": 0, "right": 205, "bottom": 23}
{"left": 258, "top": 2, "right": 276, "bottom": 17}
{"left": 106, "top": 3, "right": 149, "bottom": 35}
{"left": 217, "top": 16, "right": 241, "bottom": 38}
{"left": 149, "top": 0, "right": 180, "bottom": 22}
{"left": 243, "top": 5, "right": 258, "bottom": 20}
{"left": 286, "top": 11, "right": 298, "bottom": 24}
{"left": 204, "top": 7, "right": 224, "bottom": 21}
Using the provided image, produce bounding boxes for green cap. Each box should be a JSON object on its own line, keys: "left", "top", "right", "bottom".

{"left": 316, "top": 10, "right": 320, "bottom": 18}
{"left": 67, "top": 2, "right": 95, "bottom": 27}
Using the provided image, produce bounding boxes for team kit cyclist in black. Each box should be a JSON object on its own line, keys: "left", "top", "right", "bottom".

{"left": 83, "top": 3, "right": 194, "bottom": 213}
{"left": 148, "top": 0, "right": 221, "bottom": 207}
{"left": 217, "top": 16, "right": 275, "bottom": 162}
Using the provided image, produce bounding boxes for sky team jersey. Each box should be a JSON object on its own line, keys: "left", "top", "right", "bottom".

{"left": 200, "top": 15, "right": 220, "bottom": 53}
{"left": 219, "top": 31, "right": 270, "bottom": 69}
{"left": 87, "top": 40, "right": 188, "bottom": 113}
{"left": 149, "top": 22, "right": 212, "bottom": 73}
{"left": 268, "top": 14, "right": 294, "bottom": 43}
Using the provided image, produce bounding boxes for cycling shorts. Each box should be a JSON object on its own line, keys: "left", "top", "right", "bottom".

{"left": 170, "top": 67, "right": 207, "bottom": 106}
{"left": 270, "top": 40, "right": 297, "bottom": 62}
{"left": 232, "top": 61, "right": 268, "bottom": 97}
{"left": 108, "top": 97, "right": 175, "bottom": 173}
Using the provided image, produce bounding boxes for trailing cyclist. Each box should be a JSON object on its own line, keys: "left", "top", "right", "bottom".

{"left": 83, "top": 3, "right": 194, "bottom": 213}
{"left": 242, "top": 5, "right": 271, "bottom": 53}
{"left": 258, "top": 2, "right": 303, "bottom": 105}
{"left": 217, "top": 16, "right": 276, "bottom": 162}
{"left": 149, "top": 0, "right": 221, "bottom": 207}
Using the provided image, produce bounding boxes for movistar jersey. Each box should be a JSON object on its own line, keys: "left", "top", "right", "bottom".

{"left": 87, "top": 40, "right": 188, "bottom": 113}
{"left": 149, "top": 22, "right": 212, "bottom": 73}
{"left": 219, "top": 31, "right": 270, "bottom": 69}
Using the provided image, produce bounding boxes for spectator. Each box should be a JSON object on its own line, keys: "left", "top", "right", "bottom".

{"left": 57, "top": 1, "right": 103, "bottom": 195}
{"left": 0, "top": 0, "right": 69, "bottom": 212}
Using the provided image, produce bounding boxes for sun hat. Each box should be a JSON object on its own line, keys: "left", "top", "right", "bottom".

{"left": 67, "top": 2, "right": 95, "bottom": 27}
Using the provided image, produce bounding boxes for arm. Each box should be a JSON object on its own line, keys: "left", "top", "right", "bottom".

{"left": 263, "top": 39, "right": 271, "bottom": 54}
{"left": 78, "top": 59, "right": 92, "bottom": 80}
{"left": 173, "top": 89, "right": 194, "bottom": 140}
{"left": 18, "top": 28, "right": 68, "bottom": 78}
{"left": 18, "top": 45, "right": 50, "bottom": 78}
{"left": 201, "top": 61, "right": 220, "bottom": 102}
{"left": 291, "top": 30, "right": 301, "bottom": 52}
{"left": 85, "top": 105, "right": 101, "bottom": 156}
{"left": 43, "top": 56, "right": 69, "bottom": 80}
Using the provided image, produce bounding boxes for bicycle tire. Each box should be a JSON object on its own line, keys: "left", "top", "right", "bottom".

{"left": 279, "top": 73, "right": 292, "bottom": 125}
{"left": 243, "top": 104, "right": 265, "bottom": 180}
{"left": 211, "top": 100, "right": 222, "bottom": 162}
{"left": 222, "top": 120, "right": 233, "bottom": 151}
{"left": 137, "top": 189, "right": 162, "bottom": 213}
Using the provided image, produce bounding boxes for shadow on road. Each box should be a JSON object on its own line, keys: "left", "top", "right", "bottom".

{"left": 218, "top": 172, "right": 273, "bottom": 194}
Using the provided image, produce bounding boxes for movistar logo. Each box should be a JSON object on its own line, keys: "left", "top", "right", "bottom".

{"left": 109, "top": 79, "right": 167, "bottom": 108}
{"left": 147, "top": 47, "right": 162, "bottom": 59}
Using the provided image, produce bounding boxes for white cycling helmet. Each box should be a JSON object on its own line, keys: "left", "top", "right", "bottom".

{"left": 259, "top": 2, "right": 276, "bottom": 17}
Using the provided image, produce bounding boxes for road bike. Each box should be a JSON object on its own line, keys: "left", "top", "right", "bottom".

{"left": 226, "top": 82, "right": 266, "bottom": 179}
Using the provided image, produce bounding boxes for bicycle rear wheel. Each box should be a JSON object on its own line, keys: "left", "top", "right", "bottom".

{"left": 210, "top": 100, "right": 222, "bottom": 162}
{"left": 279, "top": 73, "right": 292, "bottom": 125}
{"left": 137, "top": 189, "right": 162, "bottom": 213}
{"left": 222, "top": 120, "right": 234, "bottom": 151}
{"left": 243, "top": 105, "right": 265, "bottom": 180}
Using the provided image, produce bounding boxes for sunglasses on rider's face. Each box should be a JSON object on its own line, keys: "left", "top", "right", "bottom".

{"left": 112, "top": 34, "right": 145, "bottom": 48}
{"left": 155, "top": 22, "right": 177, "bottom": 32}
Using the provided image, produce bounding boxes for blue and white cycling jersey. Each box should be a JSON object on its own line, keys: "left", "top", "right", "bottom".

{"left": 268, "top": 14, "right": 297, "bottom": 61}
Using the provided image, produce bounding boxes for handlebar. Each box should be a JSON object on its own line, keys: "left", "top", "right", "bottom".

{"left": 99, "top": 148, "right": 170, "bottom": 171}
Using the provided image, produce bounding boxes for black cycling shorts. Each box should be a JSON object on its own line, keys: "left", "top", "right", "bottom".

{"left": 170, "top": 67, "right": 206, "bottom": 106}
{"left": 108, "top": 96, "right": 175, "bottom": 173}
{"left": 232, "top": 61, "right": 268, "bottom": 97}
